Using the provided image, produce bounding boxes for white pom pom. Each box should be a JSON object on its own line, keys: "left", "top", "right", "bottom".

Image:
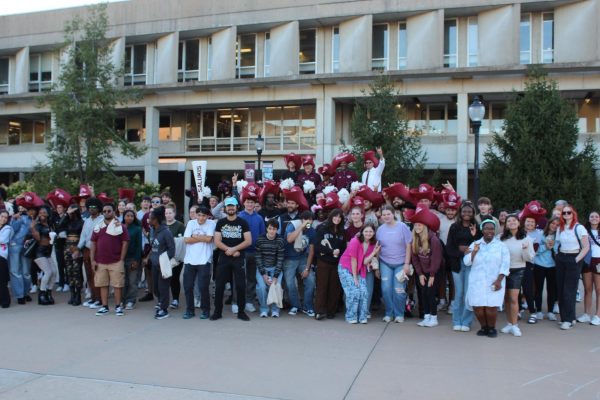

{"left": 350, "top": 181, "right": 364, "bottom": 193}
{"left": 279, "top": 178, "right": 295, "bottom": 191}
{"left": 338, "top": 188, "right": 350, "bottom": 205}
{"left": 322, "top": 185, "right": 336, "bottom": 195}
{"left": 303, "top": 180, "right": 316, "bottom": 194}
{"left": 236, "top": 179, "right": 248, "bottom": 193}
{"left": 201, "top": 186, "right": 212, "bottom": 198}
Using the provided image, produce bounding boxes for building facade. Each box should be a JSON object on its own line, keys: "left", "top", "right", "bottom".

{"left": 1, "top": 0, "right": 599, "bottom": 201}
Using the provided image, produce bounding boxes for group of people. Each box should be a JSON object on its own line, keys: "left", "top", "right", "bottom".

{"left": 0, "top": 148, "right": 599, "bottom": 337}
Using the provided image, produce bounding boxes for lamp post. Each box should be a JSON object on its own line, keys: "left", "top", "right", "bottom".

{"left": 254, "top": 133, "right": 264, "bottom": 182}
{"left": 468, "top": 96, "right": 485, "bottom": 202}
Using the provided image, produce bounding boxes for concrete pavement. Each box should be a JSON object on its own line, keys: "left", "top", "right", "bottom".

{"left": 0, "top": 291, "right": 599, "bottom": 400}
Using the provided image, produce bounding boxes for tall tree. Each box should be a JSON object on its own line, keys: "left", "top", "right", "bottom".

{"left": 38, "top": 4, "right": 144, "bottom": 188}
{"left": 348, "top": 75, "right": 426, "bottom": 186}
{"left": 481, "top": 67, "right": 598, "bottom": 213}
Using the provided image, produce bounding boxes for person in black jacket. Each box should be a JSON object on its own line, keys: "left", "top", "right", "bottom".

{"left": 56, "top": 205, "right": 84, "bottom": 305}
{"left": 314, "top": 208, "right": 347, "bottom": 320}
{"left": 149, "top": 207, "right": 175, "bottom": 320}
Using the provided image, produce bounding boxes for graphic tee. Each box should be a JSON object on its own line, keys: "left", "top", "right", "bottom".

{"left": 215, "top": 217, "right": 250, "bottom": 258}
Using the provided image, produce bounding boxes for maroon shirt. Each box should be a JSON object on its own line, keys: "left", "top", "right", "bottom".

{"left": 332, "top": 169, "right": 358, "bottom": 191}
{"left": 345, "top": 224, "right": 362, "bottom": 242}
{"left": 91, "top": 222, "right": 130, "bottom": 264}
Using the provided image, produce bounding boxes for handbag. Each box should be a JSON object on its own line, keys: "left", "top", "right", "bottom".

{"left": 159, "top": 251, "right": 173, "bottom": 279}
{"left": 267, "top": 282, "right": 283, "bottom": 309}
{"left": 23, "top": 239, "right": 38, "bottom": 259}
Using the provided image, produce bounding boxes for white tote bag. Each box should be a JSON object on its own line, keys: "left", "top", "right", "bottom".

{"left": 267, "top": 282, "right": 283, "bottom": 309}
{"left": 159, "top": 251, "right": 173, "bottom": 279}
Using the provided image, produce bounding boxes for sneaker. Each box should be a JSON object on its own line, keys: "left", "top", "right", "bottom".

{"left": 487, "top": 328, "right": 498, "bottom": 338}
{"left": 63, "top": 284, "right": 70, "bottom": 292}
{"left": 231, "top": 304, "right": 239, "bottom": 314}
{"left": 182, "top": 311, "right": 195, "bottom": 319}
{"left": 394, "top": 316, "right": 404, "bottom": 323}
{"left": 560, "top": 321, "right": 573, "bottom": 330}
{"left": 590, "top": 315, "right": 600, "bottom": 326}
{"left": 115, "top": 306, "right": 124, "bottom": 316}
{"left": 477, "top": 327, "right": 490, "bottom": 336}
{"left": 577, "top": 313, "right": 591, "bottom": 323}
{"left": 383, "top": 316, "right": 392, "bottom": 323}
{"left": 84, "top": 288, "right": 91, "bottom": 299}
{"left": 359, "top": 319, "right": 368, "bottom": 324}
{"left": 452, "top": 325, "right": 462, "bottom": 331}
{"left": 95, "top": 306, "right": 109, "bottom": 316}
{"left": 576, "top": 290, "right": 582, "bottom": 303}
{"left": 139, "top": 292, "right": 154, "bottom": 302}
{"left": 155, "top": 310, "right": 170, "bottom": 320}
{"left": 366, "top": 313, "right": 372, "bottom": 319}
{"left": 237, "top": 312, "right": 250, "bottom": 321}
{"left": 500, "top": 323, "right": 513, "bottom": 334}
{"left": 245, "top": 303, "right": 256, "bottom": 313}
{"left": 288, "top": 307, "right": 298, "bottom": 316}
{"left": 447, "top": 305, "right": 453, "bottom": 315}
{"left": 437, "top": 299, "right": 447, "bottom": 311}
{"left": 535, "top": 312, "right": 544, "bottom": 320}
{"left": 170, "top": 299, "right": 179, "bottom": 309}
{"left": 424, "top": 316, "right": 439, "bottom": 327}
{"left": 56, "top": 285, "right": 63, "bottom": 292}
{"left": 30, "top": 285, "right": 38, "bottom": 294}
{"left": 271, "top": 311, "right": 279, "bottom": 318}
{"left": 82, "top": 299, "right": 94, "bottom": 307}
{"left": 460, "top": 326, "right": 471, "bottom": 332}
{"left": 511, "top": 325, "right": 522, "bottom": 337}
{"left": 260, "top": 311, "right": 268, "bottom": 318}
{"left": 547, "top": 312, "right": 557, "bottom": 321}
{"left": 517, "top": 310, "right": 524, "bottom": 320}
{"left": 194, "top": 299, "right": 201, "bottom": 309}
{"left": 209, "top": 313, "right": 222, "bottom": 321}
{"left": 88, "top": 301, "right": 101, "bottom": 309}
{"left": 521, "top": 301, "right": 528, "bottom": 310}
{"left": 302, "top": 309, "right": 315, "bottom": 317}
{"left": 417, "top": 315, "right": 431, "bottom": 327}
{"left": 125, "top": 302, "right": 135, "bottom": 310}
{"left": 200, "top": 312, "right": 209, "bottom": 319}
{"left": 527, "top": 314, "right": 537, "bottom": 324}
{"left": 348, "top": 319, "right": 358, "bottom": 324}
{"left": 154, "top": 303, "right": 160, "bottom": 310}
{"left": 552, "top": 303, "right": 560, "bottom": 314}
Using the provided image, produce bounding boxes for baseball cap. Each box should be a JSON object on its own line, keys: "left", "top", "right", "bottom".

{"left": 224, "top": 197, "right": 238, "bottom": 206}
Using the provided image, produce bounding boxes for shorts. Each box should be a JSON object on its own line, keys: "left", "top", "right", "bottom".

{"left": 582, "top": 257, "right": 600, "bottom": 274}
{"left": 506, "top": 268, "right": 525, "bottom": 290}
{"left": 94, "top": 261, "right": 125, "bottom": 288}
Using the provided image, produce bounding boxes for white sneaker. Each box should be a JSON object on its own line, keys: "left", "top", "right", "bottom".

{"left": 547, "top": 312, "right": 557, "bottom": 321}
{"left": 271, "top": 311, "right": 279, "bottom": 318}
{"left": 125, "top": 302, "right": 135, "bottom": 310}
{"left": 30, "top": 285, "right": 38, "bottom": 294}
{"left": 383, "top": 316, "right": 392, "bottom": 323}
{"left": 245, "top": 303, "right": 256, "bottom": 313}
{"left": 231, "top": 304, "right": 239, "bottom": 314}
{"left": 460, "top": 326, "right": 470, "bottom": 332}
{"left": 394, "top": 316, "right": 405, "bottom": 323}
{"left": 169, "top": 299, "right": 179, "bottom": 309}
{"left": 576, "top": 290, "right": 582, "bottom": 303}
{"left": 500, "top": 323, "right": 513, "bottom": 334}
{"left": 424, "top": 315, "right": 439, "bottom": 327}
{"left": 56, "top": 285, "right": 63, "bottom": 292}
{"left": 452, "top": 325, "right": 462, "bottom": 331}
{"left": 535, "top": 312, "right": 544, "bottom": 320}
{"left": 194, "top": 299, "right": 201, "bottom": 309}
{"left": 82, "top": 299, "right": 93, "bottom": 307}
{"left": 511, "top": 325, "right": 522, "bottom": 337}
{"left": 348, "top": 319, "right": 358, "bottom": 324}
{"left": 63, "top": 284, "right": 70, "bottom": 292}
{"left": 577, "top": 313, "right": 591, "bottom": 323}
{"left": 417, "top": 315, "right": 431, "bottom": 327}
{"left": 560, "top": 321, "right": 573, "bottom": 330}
{"left": 260, "top": 311, "right": 268, "bottom": 318}
{"left": 590, "top": 315, "right": 600, "bottom": 326}
{"left": 447, "top": 304, "right": 453, "bottom": 315}
{"left": 88, "top": 301, "right": 101, "bottom": 309}
{"left": 552, "top": 303, "right": 559, "bottom": 314}
{"left": 288, "top": 307, "right": 298, "bottom": 316}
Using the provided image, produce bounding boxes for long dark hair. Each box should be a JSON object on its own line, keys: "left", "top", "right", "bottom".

{"left": 455, "top": 202, "right": 476, "bottom": 227}
{"left": 0, "top": 210, "right": 8, "bottom": 228}
{"left": 123, "top": 209, "right": 140, "bottom": 226}
{"left": 500, "top": 214, "right": 526, "bottom": 241}
{"left": 324, "top": 208, "right": 345, "bottom": 235}
{"left": 358, "top": 222, "right": 377, "bottom": 245}
{"left": 543, "top": 216, "right": 559, "bottom": 237}
{"left": 67, "top": 205, "right": 82, "bottom": 221}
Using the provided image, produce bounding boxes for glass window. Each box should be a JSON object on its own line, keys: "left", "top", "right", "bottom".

{"left": 0, "top": 58, "right": 8, "bottom": 94}
{"left": 34, "top": 121, "right": 45, "bottom": 143}
{"left": 444, "top": 19, "right": 458, "bottom": 68}
{"left": 178, "top": 39, "right": 199, "bottom": 82}
{"left": 115, "top": 117, "right": 126, "bottom": 139}
{"left": 186, "top": 112, "right": 201, "bottom": 139}
{"left": 332, "top": 27, "right": 340, "bottom": 73}
{"left": 541, "top": 12, "right": 554, "bottom": 64}
{"left": 265, "top": 106, "right": 282, "bottom": 150}
{"left": 299, "top": 29, "right": 316, "bottom": 74}
{"left": 207, "top": 38, "right": 212, "bottom": 80}
{"left": 216, "top": 110, "right": 232, "bottom": 151}
{"left": 264, "top": 33, "right": 270, "bottom": 77}
{"left": 250, "top": 108, "right": 264, "bottom": 137}
{"left": 124, "top": 44, "right": 147, "bottom": 86}
{"left": 467, "top": 17, "right": 478, "bottom": 67}
{"left": 283, "top": 106, "right": 300, "bottom": 150}
{"left": 126, "top": 113, "right": 145, "bottom": 142}
{"left": 29, "top": 53, "right": 53, "bottom": 92}
{"left": 8, "top": 120, "right": 20, "bottom": 145}
{"left": 372, "top": 24, "right": 389, "bottom": 71}
{"left": 20, "top": 121, "right": 33, "bottom": 144}
{"left": 0, "top": 121, "right": 7, "bottom": 145}
{"left": 428, "top": 105, "right": 445, "bottom": 135}
{"left": 520, "top": 14, "right": 532, "bottom": 64}
{"left": 236, "top": 34, "right": 256, "bottom": 79}
{"left": 398, "top": 23, "right": 407, "bottom": 69}
{"left": 202, "top": 111, "right": 215, "bottom": 137}
{"left": 233, "top": 108, "right": 249, "bottom": 150}
{"left": 159, "top": 114, "right": 181, "bottom": 141}
{"left": 300, "top": 105, "right": 316, "bottom": 150}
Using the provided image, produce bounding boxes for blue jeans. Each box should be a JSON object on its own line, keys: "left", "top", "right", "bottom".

{"left": 256, "top": 267, "right": 283, "bottom": 314}
{"left": 338, "top": 266, "right": 368, "bottom": 322}
{"left": 9, "top": 244, "right": 31, "bottom": 298}
{"left": 283, "top": 256, "right": 315, "bottom": 311}
{"left": 452, "top": 261, "right": 474, "bottom": 327}
{"left": 380, "top": 261, "right": 407, "bottom": 318}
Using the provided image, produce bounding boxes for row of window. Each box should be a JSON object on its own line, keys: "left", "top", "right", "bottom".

{"left": 0, "top": 119, "right": 47, "bottom": 145}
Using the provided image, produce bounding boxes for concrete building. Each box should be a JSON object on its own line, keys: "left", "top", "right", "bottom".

{"left": 1, "top": 0, "right": 599, "bottom": 202}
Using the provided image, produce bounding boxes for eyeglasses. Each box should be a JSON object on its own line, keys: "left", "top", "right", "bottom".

{"left": 151, "top": 200, "right": 161, "bottom": 204}
{"left": 562, "top": 211, "right": 573, "bottom": 215}
{"left": 88, "top": 205, "right": 98, "bottom": 209}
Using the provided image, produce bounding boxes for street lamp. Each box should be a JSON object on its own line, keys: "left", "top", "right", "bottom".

{"left": 254, "top": 133, "right": 264, "bottom": 182}
{"left": 468, "top": 96, "right": 485, "bottom": 202}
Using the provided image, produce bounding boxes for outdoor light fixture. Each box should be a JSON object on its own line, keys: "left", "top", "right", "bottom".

{"left": 254, "top": 133, "right": 264, "bottom": 182}
{"left": 469, "top": 96, "right": 485, "bottom": 202}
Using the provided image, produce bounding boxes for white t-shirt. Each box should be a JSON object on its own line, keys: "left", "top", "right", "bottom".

{"left": 556, "top": 224, "right": 588, "bottom": 252}
{"left": 183, "top": 219, "right": 216, "bottom": 265}
{"left": 590, "top": 229, "right": 600, "bottom": 258}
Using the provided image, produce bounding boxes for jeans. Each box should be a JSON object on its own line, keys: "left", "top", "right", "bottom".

{"left": 9, "top": 244, "right": 31, "bottom": 298}
{"left": 123, "top": 259, "right": 140, "bottom": 304}
{"left": 534, "top": 265, "right": 556, "bottom": 313}
{"left": 380, "top": 260, "right": 407, "bottom": 318}
{"left": 184, "top": 263, "right": 212, "bottom": 314}
{"left": 35, "top": 256, "right": 58, "bottom": 291}
{"left": 151, "top": 262, "right": 171, "bottom": 311}
{"left": 338, "top": 266, "right": 368, "bottom": 322}
{"left": 255, "top": 267, "right": 283, "bottom": 314}
{"left": 452, "top": 261, "right": 474, "bottom": 327}
{"left": 556, "top": 253, "right": 583, "bottom": 324}
{"left": 283, "top": 256, "right": 315, "bottom": 311}
{"left": 213, "top": 256, "right": 246, "bottom": 316}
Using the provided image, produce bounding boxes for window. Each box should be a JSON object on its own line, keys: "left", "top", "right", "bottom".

{"left": 29, "top": 53, "right": 52, "bottom": 92}
{"left": 299, "top": 29, "right": 316, "bottom": 74}
{"left": 264, "top": 33, "right": 270, "bottom": 77}
{"left": 236, "top": 34, "right": 256, "bottom": 78}
{"left": 178, "top": 40, "right": 199, "bottom": 82}
{"left": 120, "top": 113, "right": 145, "bottom": 142}
{"left": 398, "top": 23, "right": 407, "bottom": 69}
{"left": 372, "top": 24, "right": 389, "bottom": 71}
{"left": 520, "top": 14, "right": 532, "bottom": 64}
{"left": 332, "top": 27, "right": 340, "bottom": 73}
{"left": 0, "top": 58, "right": 8, "bottom": 94}
{"left": 444, "top": 19, "right": 458, "bottom": 68}
{"left": 5, "top": 119, "right": 47, "bottom": 145}
{"left": 467, "top": 17, "right": 478, "bottom": 67}
{"left": 159, "top": 114, "right": 182, "bottom": 141}
{"left": 541, "top": 12, "right": 554, "bottom": 63}
{"left": 124, "top": 44, "right": 147, "bottom": 86}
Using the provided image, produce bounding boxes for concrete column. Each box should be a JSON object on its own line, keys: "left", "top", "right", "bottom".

{"left": 184, "top": 169, "right": 191, "bottom": 222}
{"left": 479, "top": 5, "right": 520, "bottom": 66}
{"left": 145, "top": 106, "right": 160, "bottom": 184}
{"left": 269, "top": 21, "right": 299, "bottom": 76}
{"left": 315, "top": 27, "right": 326, "bottom": 74}
{"left": 317, "top": 94, "right": 336, "bottom": 165}
{"left": 339, "top": 15, "right": 372, "bottom": 73}
{"left": 457, "top": 17, "right": 468, "bottom": 68}
{"left": 407, "top": 10, "right": 443, "bottom": 69}
{"left": 199, "top": 37, "right": 209, "bottom": 80}
{"left": 8, "top": 56, "right": 16, "bottom": 94}
{"left": 210, "top": 27, "right": 236, "bottom": 80}
{"left": 388, "top": 21, "right": 399, "bottom": 71}
{"left": 456, "top": 92, "right": 469, "bottom": 199}
{"left": 555, "top": 0, "right": 598, "bottom": 63}
{"left": 110, "top": 37, "right": 126, "bottom": 85}
{"left": 14, "top": 47, "right": 29, "bottom": 94}
{"left": 146, "top": 43, "right": 155, "bottom": 85}
{"left": 256, "top": 32, "right": 265, "bottom": 77}
{"left": 155, "top": 32, "right": 178, "bottom": 84}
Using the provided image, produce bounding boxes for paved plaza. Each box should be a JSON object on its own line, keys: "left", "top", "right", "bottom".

{"left": 1, "top": 290, "right": 599, "bottom": 400}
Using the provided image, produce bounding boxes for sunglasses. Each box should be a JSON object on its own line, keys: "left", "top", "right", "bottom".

{"left": 88, "top": 205, "right": 98, "bottom": 209}
{"left": 152, "top": 200, "right": 161, "bottom": 204}
{"left": 562, "top": 211, "right": 572, "bottom": 215}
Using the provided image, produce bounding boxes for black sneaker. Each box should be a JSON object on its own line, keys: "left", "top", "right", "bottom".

{"left": 155, "top": 310, "right": 170, "bottom": 320}
{"left": 200, "top": 312, "right": 210, "bottom": 320}
{"left": 17, "top": 298, "right": 26, "bottom": 305}
{"left": 139, "top": 293, "right": 154, "bottom": 302}
{"left": 182, "top": 311, "right": 195, "bottom": 319}
{"left": 24, "top": 295, "right": 33, "bottom": 302}
{"left": 95, "top": 306, "right": 109, "bottom": 316}
{"left": 237, "top": 312, "right": 250, "bottom": 321}
{"left": 209, "top": 313, "right": 222, "bottom": 321}
{"left": 476, "top": 327, "right": 489, "bottom": 336}
{"left": 487, "top": 328, "right": 498, "bottom": 338}
{"left": 115, "top": 305, "right": 125, "bottom": 316}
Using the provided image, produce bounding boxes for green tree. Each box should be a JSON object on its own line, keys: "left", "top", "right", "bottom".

{"left": 348, "top": 75, "right": 426, "bottom": 186}
{"left": 37, "top": 4, "right": 144, "bottom": 189}
{"left": 481, "top": 67, "right": 599, "bottom": 214}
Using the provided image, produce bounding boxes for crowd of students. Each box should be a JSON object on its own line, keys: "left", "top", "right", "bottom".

{"left": 0, "top": 149, "right": 599, "bottom": 337}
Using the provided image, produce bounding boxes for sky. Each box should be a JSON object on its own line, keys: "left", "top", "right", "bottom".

{"left": 0, "top": 0, "right": 126, "bottom": 16}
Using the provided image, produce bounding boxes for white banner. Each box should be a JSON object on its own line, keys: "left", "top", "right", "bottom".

{"left": 191, "top": 160, "right": 207, "bottom": 200}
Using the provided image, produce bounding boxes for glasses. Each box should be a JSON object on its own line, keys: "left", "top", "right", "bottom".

{"left": 88, "top": 205, "right": 98, "bottom": 209}
{"left": 152, "top": 200, "right": 161, "bottom": 204}
{"left": 562, "top": 211, "right": 573, "bottom": 215}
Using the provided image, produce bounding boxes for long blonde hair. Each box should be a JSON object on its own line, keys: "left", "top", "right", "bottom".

{"left": 412, "top": 224, "right": 430, "bottom": 255}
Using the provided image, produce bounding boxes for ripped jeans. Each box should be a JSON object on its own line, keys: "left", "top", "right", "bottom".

{"left": 380, "top": 260, "right": 407, "bottom": 318}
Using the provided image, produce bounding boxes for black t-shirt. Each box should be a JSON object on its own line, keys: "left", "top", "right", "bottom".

{"left": 259, "top": 207, "right": 282, "bottom": 223}
{"left": 216, "top": 217, "right": 250, "bottom": 255}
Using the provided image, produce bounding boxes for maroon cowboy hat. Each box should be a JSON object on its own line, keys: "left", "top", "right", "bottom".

{"left": 317, "top": 163, "right": 335, "bottom": 177}
{"left": 284, "top": 153, "right": 302, "bottom": 169}
{"left": 363, "top": 150, "right": 379, "bottom": 168}
{"left": 118, "top": 188, "right": 136, "bottom": 203}
{"left": 97, "top": 192, "right": 114, "bottom": 205}
{"left": 521, "top": 200, "right": 547, "bottom": 223}
{"left": 330, "top": 152, "right": 356, "bottom": 170}
{"left": 258, "top": 180, "right": 280, "bottom": 204}
{"left": 383, "top": 182, "right": 415, "bottom": 204}
{"left": 350, "top": 195, "right": 366, "bottom": 210}
{"left": 72, "top": 184, "right": 93, "bottom": 203}
{"left": 16, "top": 192, "right": 45, "bottom": 209}
{"left": 409, "top": 183, "right": 435, "bottom": 202}
{"left": 302, "top": 155, "right": 316, "bottom": 168}
{"left": 442, "top": 191, "right": 462, "bottom": 210}
{"left": 241, "top": 183, "right": 260, "bottom": 204}
{"left": 317, "top": 192, "right": 342, "bottom": 211}
{"left": 46, "top": 188, "right": 72, "bottom": 208}
{"left": 405, "top": 205, "right": 441, "bottom": 232}
{"left": 282, "top": 186, "right": 309, "bottom": 211}
{"left": 357, "top": 186, "right": 384, "bottom": 208}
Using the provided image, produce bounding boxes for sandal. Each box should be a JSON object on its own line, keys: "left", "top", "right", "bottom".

{"left": 527, "top": 315, "right": 537, "bottom": 324}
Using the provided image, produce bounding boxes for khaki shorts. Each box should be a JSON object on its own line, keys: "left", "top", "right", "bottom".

{"left": 94, "top": 261, "right": 125, "bottom": 288}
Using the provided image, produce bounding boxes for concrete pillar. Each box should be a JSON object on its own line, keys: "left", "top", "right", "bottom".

{"left": 8, "top": 56, "right": 16, "bottom": 94}
{"left": 407, "top": 10, "right": 444, "bottom": 69}
{"left": 317, "top": 94, "right": 336, "bottom": 165}
{"left": 155, "top": 32, "right": 178, "bottom": 84}
{"left": 456, "top": 92, "right": 469, "bottom": 199}
{"left": 269, "top": 21, "right": 299, "bottom": 76}
{"left": 256, "top": 32, "right": 266, "bottom": 78}
{"left": 555, "top": 0, "right": 598, "bottom": 63}
{"left": 110, "top": 37, "right": 126, "bottom": 85}
{"left": 14, "top": 47, "right": 29, "bottom": 94}
{"left": 145, "top": 106, "right": 160, "bottom": 184}
{"left": 339, "top": 15, "right": 372, "bottom": 73}
{"left": 210, "top": 27, "right": 236, "bottom": 80}
{"left": 184, "top": 169, "right": 191, "bottom": 222}
{"left": 388, "top": 21, "right": 399, "bottom": 71}
{"left": 199, "top": 37, "right": 209, "bottom": 80}
{"left": 315, "top": 27, "right": 326, "bottom": 74}
{"left": 479, "top": 5, "right": 520, "bottom": 66}
{"left": 146, "top": 43, "right": 155, "bottom": 85}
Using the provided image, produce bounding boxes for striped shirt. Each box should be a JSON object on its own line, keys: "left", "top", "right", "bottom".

{"left": 255, "top": 234, "right": 285, "bottom": 276}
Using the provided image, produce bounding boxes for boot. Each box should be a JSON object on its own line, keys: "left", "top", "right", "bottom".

{"left": 47, "top": 290, "right": 55, "bottom": 305}
{"left": 68, "top": 288, "right": 75, "bottom": 305}
{"left": 38, "top": 291, "right": 51, "bottom": 305}
{"left": 72, "top": 288, "right": 81, "bottom": 306}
